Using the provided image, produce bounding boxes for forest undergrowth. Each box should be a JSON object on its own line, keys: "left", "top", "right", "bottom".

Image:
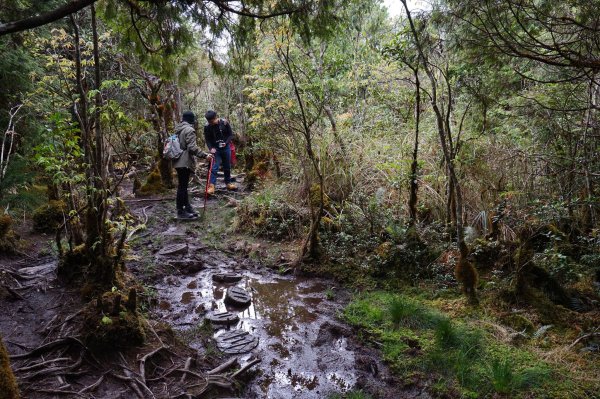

{"left": 1, "top": 0, "right": 600, "bottom": 398}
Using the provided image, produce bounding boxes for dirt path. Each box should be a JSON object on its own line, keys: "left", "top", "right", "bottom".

{"left": 0, "top": 175, "right": 426, "bottom": 398}
{"left": 126, "top": 177, "right": 425, "bottom": 399}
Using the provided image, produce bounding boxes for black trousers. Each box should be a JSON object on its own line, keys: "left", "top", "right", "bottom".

{"left": 176, "top": 167, "right": 191, "bottom": 210}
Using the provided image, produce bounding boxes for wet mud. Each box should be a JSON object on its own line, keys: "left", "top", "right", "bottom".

{"left": 135, "top": 205, "right": 422, "bottom": 399}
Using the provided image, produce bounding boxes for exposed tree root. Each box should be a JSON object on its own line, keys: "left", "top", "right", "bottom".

{"left": 9, "top": 336, "right": 84, "bottom": 360}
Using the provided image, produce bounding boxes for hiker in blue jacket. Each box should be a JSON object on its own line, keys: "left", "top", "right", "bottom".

{"left": 203, "top": 110, "right": 237, "bottom": 195}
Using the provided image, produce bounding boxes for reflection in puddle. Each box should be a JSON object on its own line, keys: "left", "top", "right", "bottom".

{"left": 187, "top": 280, "right": 197, "bottom": 289}
{"left": 181, "top": 291, "right": 194, "bottom": 304}
{"left": 274, "top": 370, "right": 319, "bottom": 391}
{"left": 155, "top": 270, "right": 356, "bottom": 398}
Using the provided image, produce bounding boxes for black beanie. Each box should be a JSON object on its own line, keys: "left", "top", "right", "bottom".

{"left": 205, "top": 110, "right": 217, "bottom": 121}
{"left": 182, "top": 111, "right": 196, "bottom": 124}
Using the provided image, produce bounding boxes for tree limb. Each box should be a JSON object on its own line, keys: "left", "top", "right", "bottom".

{"left": 0, "top": 0, "right": 97, "bottom": 36}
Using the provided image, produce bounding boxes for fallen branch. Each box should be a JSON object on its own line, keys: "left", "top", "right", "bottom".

{"left": 231, "top": 357, "right": 261, "bottom": 379}
{"left": 179, "top": 357, "right": 192, "bottom": 383}
{"left": 124, "top": 197, "right": 171, "bottom": 203}
{"left": 569, "top": 332, "right": 600, "bottom": 349}
{"left": 207, "top": 357, "right": 238, "bottom": 375}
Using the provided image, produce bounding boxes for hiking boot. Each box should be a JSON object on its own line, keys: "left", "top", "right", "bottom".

{"left": 184, "top": 206, "right": 198, "bottom": 217}
{"left": 226, "top": 183, "right": 237, "bottom": 191}
{"left": 207, "top": 183, "right": 215, "bottom": 195}
{"left": 177, "top": 209, "right": 196, "bottom": 220}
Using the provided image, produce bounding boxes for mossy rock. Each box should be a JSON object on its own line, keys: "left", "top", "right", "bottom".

{"left": 500, "top": 313, "right": 535, "bottom": 334}
{"left": 32, "top": 200, "right": 65, "bottom": 233}
{"left": 137, "top": 167, "right": 166, "bottom": 197}
{"left": 0, "top": 335, "right": 19, "bottom": 399}
{"left": 82, "top": 291, "right": 145, "bottom": 352}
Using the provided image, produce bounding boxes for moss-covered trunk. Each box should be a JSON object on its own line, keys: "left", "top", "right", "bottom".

{"left": 0, "top": 335, "right": 19, "bottom": 399}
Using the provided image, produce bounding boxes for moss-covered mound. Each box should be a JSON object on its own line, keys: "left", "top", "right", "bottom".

{"left": 137, "top": 167, "right": 166, "bottom": 197}
{"left": 82, "top": 290, "right": 145, "bottom": 352}
{"left": 32, "top": 200, "right": 65, "bottom": 233}
{"left": 0, "top": 335, "right": 19, "bottom": 399}
{"left": 57, "top": 244, "right": 88, "bottom": 283}
{"left": 0, "top": 214, "right": 17, "bottom": 255}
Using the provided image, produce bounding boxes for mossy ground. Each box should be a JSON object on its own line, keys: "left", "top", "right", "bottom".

{"left": 137, "top": 167, "right": 167, "bottom": 197}
{"left": 81, "top": 290, "right": 146, "bottom": 352}
{"left": 31, "top": 200, "right": 65, "bottom": 233}
{"left": 0, "top": 214, "right": 17, "bottom": 254}
{"left": 343, "top": 290, "right": 599, "bottom": 398}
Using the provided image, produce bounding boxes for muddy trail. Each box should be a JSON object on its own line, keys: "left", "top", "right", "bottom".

{"left": 1, "top": 175, "right": 427, "bottom": 398}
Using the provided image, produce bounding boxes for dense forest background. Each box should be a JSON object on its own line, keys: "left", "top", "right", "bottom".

{"left": 0, "top": 0, "right": 599, "bottom": 398}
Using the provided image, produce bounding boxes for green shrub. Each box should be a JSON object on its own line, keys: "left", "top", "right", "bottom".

{"left": 236, "top": 185, "right": 304, "bottom": 239}
{"left": 32, "top": 200, "right": 65, "bottom": 233}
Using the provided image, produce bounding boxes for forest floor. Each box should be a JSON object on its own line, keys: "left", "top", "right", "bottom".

{"left": 0, "top": 172, "right": 431, "bottom": 399}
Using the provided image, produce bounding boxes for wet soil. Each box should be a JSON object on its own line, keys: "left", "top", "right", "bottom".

{"left": 126, "top": 180, "right": 427, "bottom": 399}
{"left": 0, "top": 176, "right": 427, "bottom": 398}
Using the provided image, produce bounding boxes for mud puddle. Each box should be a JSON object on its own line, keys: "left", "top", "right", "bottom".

{"left": 154, "top": 259, "right": 356, "bottom": 398}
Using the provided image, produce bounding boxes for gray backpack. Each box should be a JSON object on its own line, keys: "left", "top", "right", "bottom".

{"left": 163, "top": 133, "right": 183, "bottom": 160}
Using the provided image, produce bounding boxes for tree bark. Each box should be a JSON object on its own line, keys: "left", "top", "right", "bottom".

{"left": 408, "top": 68, "right": 421, "bottom": 225}
{"left": 0, "top": 0, "right": 97, "bottom": 36}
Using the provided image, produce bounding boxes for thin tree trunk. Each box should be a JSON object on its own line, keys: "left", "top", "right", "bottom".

{"left": 401, "top": 0, "right": 477, "bottom": 303}
{"left": 408, "top": 68, "right": 421, "bottom": 225}
{"left": 87, "top": 4, "right": 114, "bottom": 286}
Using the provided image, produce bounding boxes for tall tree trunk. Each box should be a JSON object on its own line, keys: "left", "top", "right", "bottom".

{"left": 278, "top": 40, "right": 323, "bottom": 265}
{"left": 408, "top": 68, "right": 421, "bottom": 225}
{"left": 86, "top": 4, "right": 113, "bottom": 287}
{"left": 402, "top": 0, "right": 478, "bottom": 303}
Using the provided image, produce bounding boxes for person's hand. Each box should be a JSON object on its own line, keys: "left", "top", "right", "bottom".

{"left": 210, "top": 148, "right": 216, "bottom": 154}
{"left": 206, "top": 153, "right": 214, "bottom": 161}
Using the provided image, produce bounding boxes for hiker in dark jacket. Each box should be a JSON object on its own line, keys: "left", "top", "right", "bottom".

{"left": 203, "top": 110, "right": 237, "bottom": 195}
{"left": 173, "top": 111, "right": 213, "bottom": 219}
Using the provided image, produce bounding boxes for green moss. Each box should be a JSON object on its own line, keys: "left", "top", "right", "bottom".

{"left": 500, "top": 313, "right": 535, "bottom": 334}
{"left": 0, "top": 215, "right": 11, "bottom": 238}
{"left": 0, "top": 214, "right": 17, "bottom": 255}
{"left": 137, "top": 167, "right": 166, "bottom": 197}
{"left": 82, "top": 291, "right": 145, "bottom": 352}
{"left": 32, "top": 200, "right": 65, "bottom": 233}
{"left": 342, "top": 291, "right": 574, "bottom": 398}
{"left": 0, "top": 335, "right": 19, "bottom": 399}
{"left": 57, "top": 244, "right": 88, "bottom": 283}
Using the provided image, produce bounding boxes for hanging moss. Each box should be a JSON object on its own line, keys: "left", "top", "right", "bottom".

{"left": 0, "top": 335, "right": 19, "bottom": 399}
{"left": 309, "top": 183, "right": 330, "bottom": 209}
{"left": 137, "top": 167, "right": 166, "bottom": 197}
{"left": 32, "top": 200, "right": 65, "bottom": 233}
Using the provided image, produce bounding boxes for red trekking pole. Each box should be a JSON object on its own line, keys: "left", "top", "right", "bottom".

{"left": 202, "top": 157, "right": 214, "bottom": 219}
